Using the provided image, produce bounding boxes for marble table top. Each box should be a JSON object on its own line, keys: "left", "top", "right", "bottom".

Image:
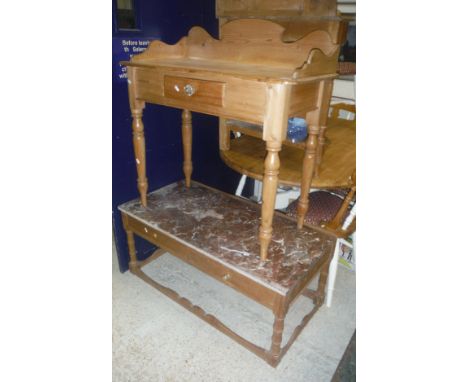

{"left": 119, "top": 181, "right": 335, "bottom": 294}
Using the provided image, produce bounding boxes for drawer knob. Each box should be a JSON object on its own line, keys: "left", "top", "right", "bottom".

{"left": 222, "top": 273, "right": 231, "bottom": 282}
{"left": 184, "top": 84, "right": 195, "bottom": 96}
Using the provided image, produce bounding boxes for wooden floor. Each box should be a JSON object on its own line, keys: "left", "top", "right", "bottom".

{"left": 220, "top": 124, "right": 355, "bottom": 188}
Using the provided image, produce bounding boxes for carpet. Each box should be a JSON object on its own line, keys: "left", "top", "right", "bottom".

{"left": 113, "top": 246, "right": 356, "bottom": 382}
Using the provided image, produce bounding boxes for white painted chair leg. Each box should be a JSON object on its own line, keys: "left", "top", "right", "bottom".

{"left": 326, "top": 239, "right": 341, "bottom": 307}
{"left": 327, "top": 238, "right": 354, "bottom": 307}
{"left": 235, "top": 174, "right": 247, "bottom": 196}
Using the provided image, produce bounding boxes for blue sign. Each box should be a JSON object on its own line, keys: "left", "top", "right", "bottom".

{"left": 113, "top": 37, "right": 159, "bottom": 82}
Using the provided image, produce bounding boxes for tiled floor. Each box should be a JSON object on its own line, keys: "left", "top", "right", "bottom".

{"left": 112, "top": 243, "right": 356, "bottom": 382}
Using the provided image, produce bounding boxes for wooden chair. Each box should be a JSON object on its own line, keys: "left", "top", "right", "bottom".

{"left": 284, "top": 170, "right": 355, "bottom": 307}
{"left": 286, "top": 103, "right": 356, "bottom": 306}
{"left": 229, "top": 102, "right": 356, "bottom": 216}
{"left": 328, "top": 102, "right": 356, "bottom": 127}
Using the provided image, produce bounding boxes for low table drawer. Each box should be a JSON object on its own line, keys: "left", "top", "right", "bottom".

{"left": 124, "top": 213, "right": 279, "bottom": 309}
{"left": 128, "top": 216, "right": 160, "bottom": 243}
{"left": 163, "top": 75, "right": 225, "bottom": 108}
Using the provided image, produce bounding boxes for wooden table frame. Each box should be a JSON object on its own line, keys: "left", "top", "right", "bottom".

{"left": 120, "top": 186, "right": 334, "bottom": 367}
{"left": 123, "top": 19, "right": 339, "bottom": 261}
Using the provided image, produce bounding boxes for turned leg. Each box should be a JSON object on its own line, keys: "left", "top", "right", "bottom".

{"left": 122, "top": 215, "right": 138, "bottom": 272}
{"left": 125, "top": 229, "right": 138, "bottom": 272}
{"left": 297, "top": 110, "right": 320, "bottom": 229}
{"left": 314, "top": 80, "right": 334, "bottom": 176}
{"left": 259, "top": 140, "right": 282, "bottom": 261}
{"left": 182, "top": 109, "right": 193, "bottom": 188}
{"left": 269, "top": 300, "right": 287, "bottom": 365}
{"left": 127, "top": 67, "right": 148, "bottom": 206}
{"left": 131, "top": 107, "right": 148, "bottom": 207}
{"left": 315, "top": 126, "right": 327, "bottom": 177}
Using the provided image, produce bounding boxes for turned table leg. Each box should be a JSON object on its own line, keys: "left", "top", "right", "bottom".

{"left": 131, "top": 106, "right": 148, "bottom": 207}
{"left": 122, "top": 214, "right": 138, "bottom": 272}
{"left": 125, "top": 230, "right": 138, "bottom": 272}
{"left": 297, "top": 109, "right": 320, "bottom": 229}
{"left": 268, "top": 299, "right": 287, "bottom": 365}
{"left": 259, "top": 83, "right": 291, "bottom": 261}
{"left": 259, "top": 140, "right": 282, "bottom": 261}
{"left": 182, "top": 109, "right": 193, "bottom": 188}
{"left": 315, "top": 79, "right": 334, "bottom": 176}
{"left": 128, "top": 67, "right": 148, "bottom": 206}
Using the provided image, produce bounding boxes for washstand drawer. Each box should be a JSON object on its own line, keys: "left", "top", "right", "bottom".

{"left": 164, "top": 76, "right": 225, "bottom": 108}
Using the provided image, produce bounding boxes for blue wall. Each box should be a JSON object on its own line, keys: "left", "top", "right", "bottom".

{"left": 112, "top": 0, "right": 242, "bottom": 272}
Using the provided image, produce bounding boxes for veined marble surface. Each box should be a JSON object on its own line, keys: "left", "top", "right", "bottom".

{"left": 119, "top": 182, "right": 335, "bottom": 294}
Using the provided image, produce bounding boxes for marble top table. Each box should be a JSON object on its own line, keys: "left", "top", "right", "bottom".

{"left": 119, "top": 181, "right": 335, "bottom": 296}
{"left": 119, "top": 181, "right": 336, "bottom": 366}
